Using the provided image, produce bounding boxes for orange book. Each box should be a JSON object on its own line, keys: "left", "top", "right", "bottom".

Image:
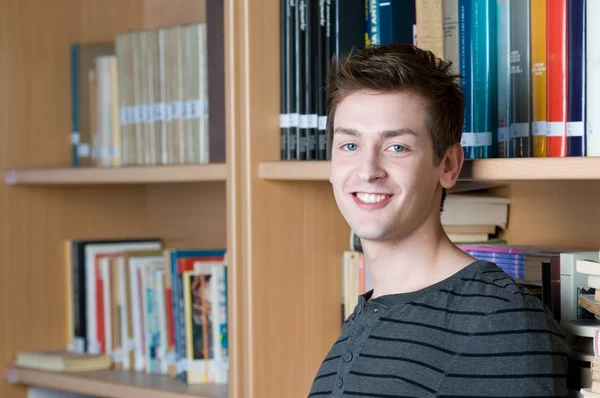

{"left": 546, "top": 0, "right": 568, "bottom": 157}
{"left": 530, "top": 0, "right": 547, "bottom": 157}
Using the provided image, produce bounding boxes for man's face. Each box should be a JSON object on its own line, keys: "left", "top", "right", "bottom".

{"left": 329, "top": 89, "right": 445, "bottom": 244}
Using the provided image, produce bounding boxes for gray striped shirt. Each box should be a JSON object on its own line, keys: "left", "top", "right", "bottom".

{"left": 308, "top": 260, "right": 570, "bottom": 397}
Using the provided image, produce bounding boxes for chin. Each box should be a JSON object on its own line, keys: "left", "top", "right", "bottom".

{"left": 349, "top": 224, "right": 395, "bottom": 243}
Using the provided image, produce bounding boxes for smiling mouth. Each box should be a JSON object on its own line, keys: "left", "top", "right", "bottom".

{"left": 352, "top": 192, "right": 393, "bottom": 204}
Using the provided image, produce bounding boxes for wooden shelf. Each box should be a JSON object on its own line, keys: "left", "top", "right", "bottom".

{"left": 3, "top": 164, "right": 227, "bottom": 185}
{"left": 5, "top": 366, "right": 228, "bottom": 398}
{"left": 259, "top": 157, "right": 600, "bottom": 181}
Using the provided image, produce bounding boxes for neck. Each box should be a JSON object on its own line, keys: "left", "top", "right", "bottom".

{"left": 362, "top": 209, "right": 475, "bottom": 299}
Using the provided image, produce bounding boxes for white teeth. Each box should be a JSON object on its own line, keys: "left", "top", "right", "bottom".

{"left": 356, "top": 193, "right": 390, "bottom": 204}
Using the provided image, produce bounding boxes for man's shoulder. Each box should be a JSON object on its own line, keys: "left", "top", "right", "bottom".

{"left": 463, "top": 261, "right": 567, "bottom": 342}
{"left": 457, "top": 259, "right": 542, "bottom": 311}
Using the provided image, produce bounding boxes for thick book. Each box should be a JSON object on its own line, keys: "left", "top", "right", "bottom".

{"left": 530, "top": 0, "right": 547, "bottom": 157}
{"left": 379, "top": 0, "right": 415, "bottom": 46}
{"left": 459, "top": 0, "right": 472, "bottom": 158}
{"left": 509, "top": 0, "right": 531, "bottom": 158}
{"left": 546, "top": 0, "right": 568, "bottom": 157}
{"left": 496, "top": 0, "right": 510, "bottom": 157}
{"left": 15, "top": 351, "right": 111, "bottom": 372}
{"left": 280, "top": 0, "right": 290, "bottom": 159}
{"left": 470, "top": 0, "right": 497, "bottom": 159}
{"left": 587, "top": 0, "right": 600, "bottom": 155}
{"left": 567, "top": 0, "right": 586, "bottom": 156}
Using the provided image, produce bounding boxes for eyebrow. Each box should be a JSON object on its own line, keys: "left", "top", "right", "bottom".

{"left": 333, "top": 127, "right": 419, "bottom": 138}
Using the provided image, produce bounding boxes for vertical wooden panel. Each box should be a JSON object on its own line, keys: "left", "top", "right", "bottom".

{"left": 225, "top": 0, "right": 351, "bottom": 396}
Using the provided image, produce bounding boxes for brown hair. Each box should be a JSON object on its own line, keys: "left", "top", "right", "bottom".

{"left": 325, "top": 42, "right": 464, "bottom": 209}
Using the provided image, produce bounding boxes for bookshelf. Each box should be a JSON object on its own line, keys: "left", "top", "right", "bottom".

{"left": 5, "top": 367, "right": 228, "bottom": 398}
{"left": 259, "top": 158, "right": 600, "bottom": 181}
{"left": 2, "top": 0, "right": 600, "bottom": 398}
{"left": 4, "top": 164, "right": 227, "bottom": 185}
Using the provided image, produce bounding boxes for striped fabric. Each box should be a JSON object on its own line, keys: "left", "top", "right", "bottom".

{"left": 308, "top": 260, "right": 570, "bottom": 397}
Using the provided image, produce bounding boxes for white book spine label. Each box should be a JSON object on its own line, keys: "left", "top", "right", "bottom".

{"left": 546, "top": 121, "right": 565, "bottom": 137}
{"left": 532, "top": 121, "right": 547, "bottom": 136}
{"left": 567, "top": 121, "right": 584, "bottom": 137}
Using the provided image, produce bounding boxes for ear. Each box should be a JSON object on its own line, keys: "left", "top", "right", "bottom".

{"left": 439, "top": 143, "right": 464, "bottom": 190}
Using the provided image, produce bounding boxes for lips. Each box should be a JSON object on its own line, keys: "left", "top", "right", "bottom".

{"left": 354, "top": 192, "right": 391, "bottom": 203}
{"left": 351, "top": 192, "right": 394, "bottom": 208}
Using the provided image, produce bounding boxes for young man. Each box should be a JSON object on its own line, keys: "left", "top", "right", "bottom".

{"left": 308, "top": 43, "right": 570, "bottom": 397}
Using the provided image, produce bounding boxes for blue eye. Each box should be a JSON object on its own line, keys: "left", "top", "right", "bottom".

{"left": 388, "top": 145, "right": 405, "bottom": 152}
{"left": 343, "top": 143, "right": 357, "bottom": 151}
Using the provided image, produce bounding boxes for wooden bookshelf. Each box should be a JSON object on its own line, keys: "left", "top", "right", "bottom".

{"left": 3, "top": 0, "right": 600, "bottom": 397}
{"left": 259, "top": 158, "right": 600, "bottom": 181}
{"left": 5, "top": 367, "right": 228, "bottom": 398}
{"left": 3, "top": 164, "right": 227, "bottom": 185}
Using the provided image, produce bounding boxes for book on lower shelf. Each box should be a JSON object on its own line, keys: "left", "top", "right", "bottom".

{"left": 15, "top": 351, "right": 111, "bottom": 372}
{"left": 62, "top": 237, "right": 229, "bottom": 385}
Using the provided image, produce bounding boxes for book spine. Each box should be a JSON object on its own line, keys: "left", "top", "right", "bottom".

{"left": 281, "top": 0, "right": 289, "bottom": 159}
{"left": 546, "top": 0, "right": 568, "bottom": 157}
{"left": 567, "top": 0, "right": 586, "bottom": 156}
{"left": 496, "top": 0, "right": 511, "bottom": 157}
{"left": 509, "top": 0, "right": 531, "bottom": 158}
{"left": 70, "top": 44, "right": 80, "bottom": 167}
{"left": 530, "top": 0, "right": 547, "bottom": 157}
{"left": 206, "top": 0, "right": 226, "bottom": 163}
{"left": 288, "top": 0, "right": 298, "bottom": 160}
{"left": 442, "top": 0, "right": 460, "bottom": 74}
{"left": 391, "top": 0, "right": 416, "bottom": 45}
{"left": 586, "top": 0, "right": 600, "bottom": 155}
{"left": 297, "top": 0, "right": 307, "bottom": 160}
{"left": 334, "top": 0, "right": 364, "bottom": 59}
{"left": 316, "top": 0, "right": 328, "bottom": 160}
{"left": 305, "top": 0, "right": 318, "bottom": 159}
{"left": 415, "top": 0, "right": 444, "bottom": 58}
{"left": 470, "top": 0, "right": 496, "bottom": 158}
{"left": 378, "top": 0, "right": 392, "bottom": 45}
{"left": 458, "top": 0, "right": 472, "bottom": 158}
{"left": 368, "top": 0, "right": 379, "bottom": 46}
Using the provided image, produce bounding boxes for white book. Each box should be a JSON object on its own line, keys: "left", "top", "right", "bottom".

{"left": 128, "top": 256, "right": 163, "bottom": 372}
{"left": 586, "top": 0, "right": 600, "bottom": 155}
{"left": 84, "top": 241, "right": 161, "bottom": 357}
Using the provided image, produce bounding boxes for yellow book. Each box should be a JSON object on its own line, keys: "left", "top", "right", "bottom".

{"left": 530, "top": 0, "right": 547, "bottom": 157}
{"left": 16, "top": 351, "right": 111, "bottom": 372}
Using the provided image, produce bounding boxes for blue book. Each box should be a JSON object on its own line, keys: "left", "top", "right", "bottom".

{"left": 379, "top": 0, "right": 415, "bottom": 45}
{"left": 567, "top": 0, "right": 586, "bottom": 156}
{"left": 459, "top": 0, "right": 473, "bottom": 158}
{"left": 471, "top": 0, "right": 497, "bottom": 158}
{"left": 368, "top": 0, "right": 379, "bottom": 46}
{"left": 169, "top": 249, "right": 226, "bottom": 381}
{"left": 496, "top": 0, "right": 511, "bottom": 157}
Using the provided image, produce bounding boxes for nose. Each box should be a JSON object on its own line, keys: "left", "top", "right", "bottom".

{"left": 356, "top": 151, "right": 386, "bottom": 182}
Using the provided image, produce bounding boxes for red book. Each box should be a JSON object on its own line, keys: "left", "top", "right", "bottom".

{"left": 546, "top": 0, "right": 568, "bottom": 157}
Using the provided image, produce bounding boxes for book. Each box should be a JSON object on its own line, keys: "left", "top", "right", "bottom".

{"left": 15, "top": 351, "right": 111, "bottom": 372}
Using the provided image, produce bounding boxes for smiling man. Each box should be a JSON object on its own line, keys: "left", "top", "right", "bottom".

{"left": 308, "top": 43, "right": 570, "bottom": 397}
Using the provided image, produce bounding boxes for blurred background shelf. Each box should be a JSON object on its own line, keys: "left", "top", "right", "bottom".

{"left": 5, "top": 367, "right": 228, "bottom": 398}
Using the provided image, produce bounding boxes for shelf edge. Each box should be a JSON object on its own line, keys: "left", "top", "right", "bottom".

{"left": 4, "top": 164, "right": 227, "bottom": 185}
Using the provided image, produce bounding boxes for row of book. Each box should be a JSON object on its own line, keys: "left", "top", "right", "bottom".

{"left": 70, "top": 21, "right": 225, "bottom": 168}
{"left": 66, "top": 238, "right": 228, "bottom": 384}
{"left": 279, "top": 0, "right": 600, "bottom": 160}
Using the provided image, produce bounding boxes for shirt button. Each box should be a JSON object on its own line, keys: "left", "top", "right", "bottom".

{"left": 343, "top": 351, "right": 353, "bottom": 362}
{"left": 336, "top": 377, "right": 344, "bottom": 388}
